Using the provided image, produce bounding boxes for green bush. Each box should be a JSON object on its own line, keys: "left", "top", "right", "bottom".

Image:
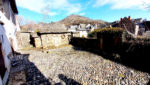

{"left": 95, "top": 27, "right": 124, "bottom": 33}
{"left": 88, "top": 27, "right": 125, "bottom": 38}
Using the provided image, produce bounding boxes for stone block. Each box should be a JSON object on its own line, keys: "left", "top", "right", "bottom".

{"left": 16, "top": 32, "right": 31, "bottom": 49}
{"left": 34, "top": 37, "right": 41, "bottom": 48}
{"left": 41, "top": 33, "right": 70, "bottom": 48}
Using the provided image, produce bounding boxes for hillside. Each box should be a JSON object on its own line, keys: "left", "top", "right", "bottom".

{"left": 20, "top": 15, "right": 108, "bottom": 32}
{"left": 60, "top": 14, "right": 107, "bottom": 26}
{"left": 20, "top": 22, "right": 67, "bottom": 33}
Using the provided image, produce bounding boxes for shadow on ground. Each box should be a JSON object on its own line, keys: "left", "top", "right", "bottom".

{"left": 73, "top": 47, "right": 150, "bottom": 84}
{"left": 12, "top": 53, "right": 81, "bottom": 85}
{"left": 73, "top": 47, "right": 150, "bottom": 74}
{"left": 11, "top": 53, "right": 51, "bottom": 85}
{"left": 56, "top": 74, "right": 81, "bottom": 85}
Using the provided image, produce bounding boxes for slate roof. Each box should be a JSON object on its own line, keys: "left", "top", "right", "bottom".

{"left": 38, "top": 23, "right": 69, "bottom": 33}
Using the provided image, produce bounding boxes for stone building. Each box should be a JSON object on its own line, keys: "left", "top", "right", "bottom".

{"left": 0, "top": 0, "right": 19, "bottom": 85}
{"left": 16, "top": 32, "right": 32, "bottom": 49}
{"left": 18, "top": 23, "right": 72, "bottom": 49}
{"left": 39, "top": 32, "right": 71, "bottom": 48}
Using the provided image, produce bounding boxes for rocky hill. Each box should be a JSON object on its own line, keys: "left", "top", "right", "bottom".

{"left": 20, "top": 15, "right": 108, "bottom": 32}
{"left": 59, "top": 14, "right": 107, "bottom": 26}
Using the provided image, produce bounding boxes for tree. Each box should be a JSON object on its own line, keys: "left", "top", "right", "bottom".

{"left": 16, "top": 15, "right": 35, "bottom": 26}
{"left": 16, "top": 15, "right": 25, "bottom": 26}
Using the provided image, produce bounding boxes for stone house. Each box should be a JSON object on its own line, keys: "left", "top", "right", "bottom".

{"left": 18, "top": 23, "right": 72, "bottom": 49}
{"left": 0, "top": 0, "right": 19, "bottom": 85}
{"left": 35, "top": 23, "right": 72, "bottom": 48}
{"left": 16, "top": 32, "right": 32, "bottom": 49}
{"left": 38, "top": 32, "right": 71, "bottom": 48}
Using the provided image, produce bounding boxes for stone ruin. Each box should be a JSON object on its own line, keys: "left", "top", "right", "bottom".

{"left": 17, "top": 32, "right": 72, "bottom": 49}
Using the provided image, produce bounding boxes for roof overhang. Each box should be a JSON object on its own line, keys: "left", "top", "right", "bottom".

{"left": 9, "top": 0, "right": 18, "bottom": 14}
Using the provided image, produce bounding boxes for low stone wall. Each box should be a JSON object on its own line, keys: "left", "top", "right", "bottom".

{"left": 16, "top": 32, "right": 32, "bottom": 49}
{"left": 70, "top": 37, "right": 100, "bottom": 50}
{"left": 17, "top": 32, "right": 71, "bottom": 49}
{"left": 41, "top": 33, "right": 70, "bottom": 48}
{"left": 72, "top": 32, "right": 80, "bottom": 37}
{"left": 34, "top": 37, "right": 42, "bottom": 48}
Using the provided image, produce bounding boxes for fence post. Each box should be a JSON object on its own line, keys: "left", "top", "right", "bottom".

{"left": 100, "top": 36, "right": 103, "bottom": 50}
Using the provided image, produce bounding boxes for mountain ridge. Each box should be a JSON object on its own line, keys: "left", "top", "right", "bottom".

{"left": 59, "top": 14, "right": 107, "bottom": 26}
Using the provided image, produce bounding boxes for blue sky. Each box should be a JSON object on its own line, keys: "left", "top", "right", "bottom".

{"left": 16, "top": 0, "right": 150, "bottom": 23}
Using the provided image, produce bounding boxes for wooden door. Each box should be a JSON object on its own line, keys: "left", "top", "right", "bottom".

{"left": 0, "top": 43, "right": 6, "bottom": 79}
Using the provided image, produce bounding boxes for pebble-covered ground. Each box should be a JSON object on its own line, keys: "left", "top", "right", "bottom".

{"left": 11, "top": 46, "right": 150, "bottom": 85}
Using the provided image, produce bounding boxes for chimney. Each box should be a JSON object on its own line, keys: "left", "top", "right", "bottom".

{"left": 120, "top": 18, "right": 122, "bottom": 22}
{"left": 128, "top": 16, "right": 131, "bottom": 21}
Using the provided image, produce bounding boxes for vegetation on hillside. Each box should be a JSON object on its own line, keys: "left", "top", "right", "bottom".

{"left": 20, "top": 14, "right": 108, "bottom": 32}
{"left": 60, "top": 14, "right": 108, "bottom": 26}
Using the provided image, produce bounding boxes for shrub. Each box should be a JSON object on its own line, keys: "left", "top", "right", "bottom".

{"left": 97, "top": 27, "right": 124, "bottom": 37}
{"left": 88, "top": 27, "right": 125, "bottom": 38}
{"left": 35, "top": 29, "right": 39, "bottom": 33}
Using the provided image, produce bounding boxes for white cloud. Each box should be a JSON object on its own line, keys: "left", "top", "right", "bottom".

{"left": 16, "top": 0, "right": 82, "bottom": 16}
{"left": 94, "top": 0, "right": 150, "bottom": 9}
{"left": 66, "top": 4, "right": 82, "bottom": 15}
{"left": 79, "top": 13, "right": 85, "bottom": 16}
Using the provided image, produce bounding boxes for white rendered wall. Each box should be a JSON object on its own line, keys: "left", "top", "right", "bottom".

{"left": 0, "top": 8, "right": 18, "bottom": 51}
{"left": 80, "top": 31, "right": 88, "bottom": 38}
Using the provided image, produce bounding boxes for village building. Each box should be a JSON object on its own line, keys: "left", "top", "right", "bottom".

{"left": 67, "top": 24, "right": 99, "bottom": 38}
{"left": 67, "top": 25, "right": 78, "bottom": 32}
{"left": 143, "top": 21, "right": 150, "bottom": 31}
{"left": 111, "top": 16, "right": 150, "bottom": 36}
{"left": 17, "top": 23, "right": 72, "bottom": 49}
{"left": 0, "top": 0, "right": 20, "bottom": 85}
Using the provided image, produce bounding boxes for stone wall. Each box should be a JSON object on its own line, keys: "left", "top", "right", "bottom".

{"left": 72, "top": 32, "right": 80, "bottom": 37}
{"left": 41, "top": 33, "right": 70, "bottom": 48}
{"left": 34, "top": 37, "right": 42, "bottom": 48}
{"left": 17, "top": 32, "right": 71, "bottom": 49}
{"left": 16, "top": 32, "right": 32, "bottom": 49}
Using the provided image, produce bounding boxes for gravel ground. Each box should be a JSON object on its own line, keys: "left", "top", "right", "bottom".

{"left": 15, "top": 46, "right": 150, "bottom": 85}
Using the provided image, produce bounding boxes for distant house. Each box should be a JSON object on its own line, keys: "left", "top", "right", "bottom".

{"left": 132, "top": 18, "right": 143, "bottom": 24}
{"left": 67, "top": 25, "right": 78, "bottom": 32}
{"left": 79, "top": 24, "right": 86, "bottom": 29}
{"left": 67, "top": 24, "right": 99, "bottom": 38}
{"left": 77, "top": 28, "right": 89, "bottom": 38}
{"left": 111, "top": 16, "right": 150, "bottom": 36}
{"left": 143, "top": 21, "right": 150, "bottom": 37}
{"left": 0, "top": 0, "right": 20, "bottom": 85}
{"left": 132, "top": 18, "right": 150, "bottom": 35}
